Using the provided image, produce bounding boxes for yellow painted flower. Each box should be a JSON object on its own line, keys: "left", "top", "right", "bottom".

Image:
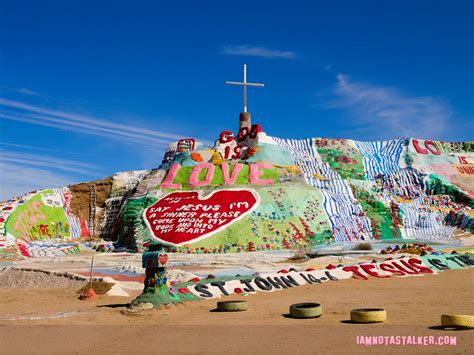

{"left": 211, "top": 150, "right": 223, "bottom": 165}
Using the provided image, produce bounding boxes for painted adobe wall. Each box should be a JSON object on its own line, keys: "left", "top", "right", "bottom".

{"left": 115, "top": 126, "right": 473, "bottom": 253}
{"left": 0, "top": 171, "right": 147, "bottom": 257}
{"left": 0, "top": 188, "right": 86, "bottom": 257}
{"left": 1, "top": 124, "right": 472, "bottom": 257}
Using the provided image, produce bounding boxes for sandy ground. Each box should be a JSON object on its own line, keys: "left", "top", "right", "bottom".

{"left": 1, "top": 269, "right": 473, "bottom": 354}
{"left": 0, "top": 269, "right": 87, "bottom": 289}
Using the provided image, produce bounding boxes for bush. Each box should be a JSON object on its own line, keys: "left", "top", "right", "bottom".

{"left": 352, "top": 242, "right": 373, "bottom": 251}
{"left": 289, "top": 242, "right": 311, "bottom": 260}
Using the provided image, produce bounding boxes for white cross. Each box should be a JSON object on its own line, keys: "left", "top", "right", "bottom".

{"left": 225, "top": 64, "right": 264, "bottom": 113}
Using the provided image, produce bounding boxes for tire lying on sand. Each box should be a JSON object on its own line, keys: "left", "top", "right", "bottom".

{"left": 350, "top": 308, "right": 387, "bottom": 323}
{"left": 289, "top": 303, "right": 322, "bottom": 319}
{"left": 441, "top": 314, "right": 474, "bottom": 329}
{"left": 217, "top": 300, "right": 248, "bottom": 312}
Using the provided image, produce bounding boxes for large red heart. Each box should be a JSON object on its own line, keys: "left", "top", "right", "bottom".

{"left": 144, "top": 189, "right": 259, "bottom": 246}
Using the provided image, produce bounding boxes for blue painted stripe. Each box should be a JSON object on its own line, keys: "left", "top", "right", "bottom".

{"left": 270, "top": 136, "right": 372, "bottom": 242}
{"left": 354, "top": 139, "right": 407, "bottom": 181}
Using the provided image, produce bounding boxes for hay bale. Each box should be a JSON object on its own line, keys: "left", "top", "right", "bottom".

{"left": 77, "top": 281, "right": 115, "bottom": 295}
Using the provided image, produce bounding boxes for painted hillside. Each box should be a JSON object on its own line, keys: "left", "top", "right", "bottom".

{"left": 1, "top": 123, "right": 473, "bottom": 258}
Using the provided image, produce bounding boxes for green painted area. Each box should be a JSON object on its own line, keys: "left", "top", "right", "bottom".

{"left": 4, "top": 189, "right": 71, "bottom": 241}
{"left": 133, "top": 287, "right": 195, "bottom": 306}
{"left": 426, "top": 174, "right": 473, "bottom": 208}
{"left": 433, "top": 141, "right": 474, "bottom": 154}
{"left": 314, "top": 138, "right": 366, "bottom": 180}
{"left": 118, "top": 182, "right": 333, "bottom": 253}
{"left": 94, "top": 138, "right": 474, "bottom": 253}
{"left": 420, "top": 254, "right": 474, "bottom": 270}
{"left": 170, "top": 183, "right": 332, "bottom": 253}
{"left": 351, "top": 182, "right": 402, "bottom": 240}
{"left": 118, "top": 195, "right": 158, "bottom": 250}
{"left": 246, "top": 143, "right": 294, "bottom": 166}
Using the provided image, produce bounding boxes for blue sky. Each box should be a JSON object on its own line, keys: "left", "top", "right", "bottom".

{"left": 0, "top": 0, "right": 473, "bottom": 199}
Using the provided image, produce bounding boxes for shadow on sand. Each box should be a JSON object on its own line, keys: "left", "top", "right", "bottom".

{"left": 428, "top": 325, "right": 472, "bottom": 331}
{"left": 97, "top": 303, "right": 131, "bottom": 309}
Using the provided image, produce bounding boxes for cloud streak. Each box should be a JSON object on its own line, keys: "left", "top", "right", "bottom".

{"left": 15, "top": 88, "right": 41, "bottom": 96}
{"left": 0, "top": 141, "right": 86, "bottom": 155}
{"left": 0, "top": 151, "right": 102, "bottom": 176}
{"left": 0, "top": 150, "right": 104, "bottom": 200}
{"left": 0, "top": 98, "right": 212, "bottom": 147}
{"left": 327, "top": 74, "right": 452, "bottom": 140}
{"left": 0, "top": 96, "right": 214, "bottom": 199}
{"left": 0, "top": 161, "right": 76, "bottom": 200}
{"left": 220, "top": 45, "right": 296, "bottom": 59}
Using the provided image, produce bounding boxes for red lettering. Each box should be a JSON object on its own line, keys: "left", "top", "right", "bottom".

{"left": 425, "top": 140, "right": 441, "bottom": 155}
{"left": 455, "top": 165, "right": 474, "bottom": 175}
{"left": 459, "top": 156, "right": 468, "bottom": 164}
{"left": 237, "top": 127, "right": 250, "bottom": 142}
{"left": 342, "top": 265, "right": 368, "bottom": 280}
{"left": 360, "top": 264, "right": 389, "bottom": 278}
{"left": 379, "top": 263, "right": 406, "bottom": 276}
{"left": 392, "top": 261, "right": 419, "bottom": 275}
{"left": 231, "top": 145, "right": 245, "bottom": 159}
{"left": 407, "top": 258, "right": 434, "bottom": 274}
{"left": 177, "top": 138, "right": 195, "bottom": 152}
{"left": 224, "top": 146, "right": 232, "bottom": 160}
{"left": 38, "top": 224, "right": 51, "bottom": 237}
{"left": 219, "top": 131, "right": 234, "bottom": 144}
{"left": 413, "top": 139, "right": 443, "bottom": 155}
{"left": 413, "top": 139, "right": 428, "bottom": 154}
{"left": 249, "top": 124, "right": 262, "bottom": 139}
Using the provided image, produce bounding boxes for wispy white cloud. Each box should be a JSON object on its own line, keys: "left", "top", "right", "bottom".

{"left": 220, "top": 45, "right": 296, "bottom": 59}
{"left": 0, "top": 141, "right": 86, "bottom": 155}
{"left": 0, "top": 110, "right": 168, "bottom": 147}
{"left": 0, "top": 98, "right": 213, "bottom": 147}
{"left": 0, "top": 87, "right": 41, "bottom": 97}
{"left": 15, "top": 88, "right": 41, "bottom": 96}
{"left": 0, "top": 95, "right": 215, "bottom": 199}
{"left": 327, "top": 74, "right": 452, "bottom": 139}
{"left": 0, "top": 151, "right": 102, "bottom": 176}
{"left": 0, "top": 161, "right": 75, "bottom": 200}
{"left": 0, "top": 151, "right": 103, "bottom": 200}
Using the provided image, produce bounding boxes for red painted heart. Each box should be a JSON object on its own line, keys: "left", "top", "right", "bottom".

{"left": 144, "top": 189, "right": 259, "bottom": 246}
{"left": 158, "top": 253, "right": 168, "bottom": 266}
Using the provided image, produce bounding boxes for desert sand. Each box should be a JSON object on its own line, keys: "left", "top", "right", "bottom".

{"left": 1, "top": 268, "right": 473, "bottom": 354}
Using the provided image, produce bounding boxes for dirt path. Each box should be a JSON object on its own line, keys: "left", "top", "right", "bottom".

{"left": 1, "top": 269, "right": 473, "bottom": 353}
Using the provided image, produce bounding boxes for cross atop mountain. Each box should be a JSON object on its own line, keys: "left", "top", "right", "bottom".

{"left": 226, "top": 64, "right": 264, "bottom": 129}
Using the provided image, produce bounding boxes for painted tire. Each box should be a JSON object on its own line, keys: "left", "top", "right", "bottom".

{"left": 217, "top": 300, "right": 248, "bottom": 312}
{"left": 289, "top": 303, "right": 322, "bottom": 318}
{"left": 441, "top": 314, "right": 474, "bottom": 329}
{"left": 350, "top": 308, "right": 386, "bottom": 323}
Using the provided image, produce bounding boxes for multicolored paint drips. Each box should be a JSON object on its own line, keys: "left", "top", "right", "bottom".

{"left": 1, "top": 124, "right": 473, "bottom": 258}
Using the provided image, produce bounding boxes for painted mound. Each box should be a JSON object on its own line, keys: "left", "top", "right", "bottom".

{"left": 1, "top": 123, "right": 473, "bottom": 258}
